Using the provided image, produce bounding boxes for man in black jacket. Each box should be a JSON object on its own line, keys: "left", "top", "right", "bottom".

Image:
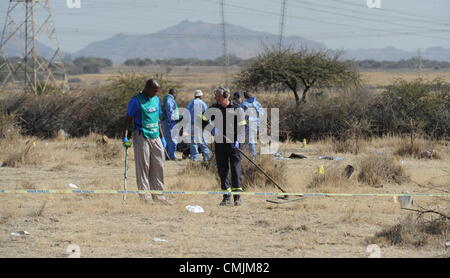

{"left": 208, "top": 86, "right": 247, "bottom": 206}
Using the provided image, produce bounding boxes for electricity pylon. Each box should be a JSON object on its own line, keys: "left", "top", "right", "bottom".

{"left": 278, "top": 0, "right": 287, "bottom": 50}
{"left": 0, "top": 0, "right": 67, "bottom": 94}
{"left": 416, "top": 48, "right": 423, "bottom": 78}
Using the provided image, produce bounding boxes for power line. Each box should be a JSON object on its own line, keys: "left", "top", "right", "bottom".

{"left": 199, "top": 0, "right": 450, "bottom": 41}
{"left": 287, "top": 0, "right": 450, "bottom": 33}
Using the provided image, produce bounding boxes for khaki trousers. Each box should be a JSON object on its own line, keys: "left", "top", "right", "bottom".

{"left": 133, "top": 131, "right": 166, "bottom": 201}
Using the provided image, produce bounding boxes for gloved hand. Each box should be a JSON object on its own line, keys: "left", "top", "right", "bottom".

{"left": 231, "top": 141, "right": 239, "bottom": 149}
{"left": 122, "top": 137, "right": 132, "bottom": 148}
{"left": 161, "top": 136, "right": 167, "bottom": 148}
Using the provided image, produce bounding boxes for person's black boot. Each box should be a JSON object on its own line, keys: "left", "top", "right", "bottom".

{"left": 219, "top": 194, "right": 231, "bottom": 206}
{"left": 233, "top": 195, "right": 242, "bottom": 206}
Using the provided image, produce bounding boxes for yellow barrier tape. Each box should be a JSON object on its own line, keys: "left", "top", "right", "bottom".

{"left": 0, "top": 189, "right": 449, "bottom": 198}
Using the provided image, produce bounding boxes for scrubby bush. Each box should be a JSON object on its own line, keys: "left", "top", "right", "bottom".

{"left": 1, "top": 139, "right": 46, "bottom": 168}
{"left": 279, "top": 89, "right": 374, "bottom": 141}
{"left": 278, "top": 78, "right": 449, "bottom": 141}
{"left": 370, "top": 214, "right": 449, "bottom": 248}
{"left": 0, "top": 72, "right": 179, "bottom": 138}
{"left": 240, "top": 154, "right": 287, "bottom": 190}
{"left": 66, "top": 57, "right": 112, "bottom": 74}
{"left": 372, "top": 78, "right": 450, "bottom": 138}
{"left": 0, "top": 77, "right": 448, "bottom": 141}
{"left": 307, "top": 163, "right": 349, "bottom": 189}
{"left": 0, "top": 109, "right": 20, "bottom": 140}
{"left": 357, "top": 154, "right": 410, "bottom": 186}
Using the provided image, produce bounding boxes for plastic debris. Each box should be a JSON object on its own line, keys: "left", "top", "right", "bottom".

{"left": 185, "top": 205, "right": 204, "bottom": 213}
{"left": 153, "top": 238, "right": 168, "bottom": 243}
{"left": 289, "top": 153, "right": 307, "bottom": 159}
{"left": 319, "top": 156, "right": 343, "bottom": 161}
{"left": 445, "top": 242, "right": 450, "bottom": 248}
{"left": 66, "top": 183, "right": 79, "bottom": 189}
{"left": 274, "top": 152, "right": 283, "bottom": 158}
{"left": 273, "top": 152, "right": 291, "bottom": 160}
{"left": 398, "top": 195, "right": 413, "bottom": 209}
{"left": 11, "top": 231, "right": 30, "bottom": 236}
{"left": 391, "top": 156, "right": 398, "bottom": 164}
{"left": 317, "top": 165, "right": 325, "bottom": 174}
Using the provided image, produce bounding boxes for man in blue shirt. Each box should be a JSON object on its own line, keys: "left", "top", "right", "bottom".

{"left": 123, "top": 79, "right": 172, "bottom": 205}
{"left": 161, "top": 88, "right": 180, "bottom": 160}
{"left": 185, "top": 89, "right": 211, "bottom": 161}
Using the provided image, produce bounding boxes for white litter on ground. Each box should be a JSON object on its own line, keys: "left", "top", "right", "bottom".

{"left": 185, "top": 205, "right": 204, "bottom": 213}
{"left": 153, "top": 238, "right": 168, "bottom": 243}
{"left": 67, "top": 183, "right": 79, "bottom": 189}
{"left": 11, "top": 231, "right": 30, "bottom": 236}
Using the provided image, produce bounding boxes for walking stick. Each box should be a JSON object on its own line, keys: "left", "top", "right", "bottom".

{"left": 123, "top": 141, "right": 132, "bottom": 201}
{"left": 222, "top": 134, "right": 286, "bottom": 193}
{"left": 223, "top": 134, "right": 305, "bottom": 203}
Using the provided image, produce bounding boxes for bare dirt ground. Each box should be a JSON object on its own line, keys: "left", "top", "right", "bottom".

{"left": 0, "top": 136, "right": 449, "bottom": 258}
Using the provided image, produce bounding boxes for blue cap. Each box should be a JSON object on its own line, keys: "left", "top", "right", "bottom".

{"left": 233, "top": 91, "right": 241, "bottom": 99}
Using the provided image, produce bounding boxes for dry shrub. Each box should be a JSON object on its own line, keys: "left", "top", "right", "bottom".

{"left": 50, "top": 158, "right": 74, "bottom": 172}
{"left": 91, "top": 143, "right": 123, "bottom": 162}
{"left": 1, "top": 139, "right": 45, "bottom": 167}
{"left": 307, "top": 164, "right": 348, "bottom": 188}
{"left": 332, "top": 138, "right": 366, "bottom": 154}
{"left": 370, "top": 214, "right": 449, "bottom": 248}
{"left": 53, "top": 129, "right": 68, "bottom": 142}
{"left": 81, "top": 133, "right": 123, "bottom": 163}
{"left": 240, "top": 154, "right": 287, "bottom": 190}
{"left": 357, "top": 154, "right": 410, "bottom": 186}
{"left": 180, "top": 153, "right": 287, "bottom": 190}
{"left": 394, "top": 138, "right": 441, "bottom": 159}
{"left": 30, "top": 201, "right": 48, "bottom": 217}
{"left": 0, "top": 111, "right": 21, "bottom": 141}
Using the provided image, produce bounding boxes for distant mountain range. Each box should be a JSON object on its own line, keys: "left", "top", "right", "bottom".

{"left": 1, "top": 35, "right": 58, "bottom": 59}
{"left": 73, "top": 20, "right": 327, "bottom": 63}
{"left": 2, "top": 20, "right": 450, "bottom": 63}
{"left": 342, "top": 46, "right": 450, "bottom": 62}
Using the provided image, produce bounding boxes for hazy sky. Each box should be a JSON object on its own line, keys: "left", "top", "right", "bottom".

{"left": 1, "top": 0, "right": 449, "bottom": 53}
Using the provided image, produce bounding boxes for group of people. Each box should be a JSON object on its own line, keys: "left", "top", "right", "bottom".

{"left": 123, "top": 79, "right": 263, "bottom": 206}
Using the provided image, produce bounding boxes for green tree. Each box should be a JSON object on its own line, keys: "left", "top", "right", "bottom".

{"left": 234, "top": 48, "right": 361, "bottom": 104}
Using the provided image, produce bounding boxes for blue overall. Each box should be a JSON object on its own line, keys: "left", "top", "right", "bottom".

{"left": 161, "top": 94, "right": 179, "bottom": 160}
{"left": 242, "top": 97, "right": 263, "bottom": 156}
{"left": 186, "top": 98, "right": 211, "bottom": 161}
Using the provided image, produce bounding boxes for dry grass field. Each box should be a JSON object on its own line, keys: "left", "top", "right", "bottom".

{"left": 0, "top": 68, "right": 449, "bottom": 258}
{"left": 0, "top": 133, "right": 448, "bottom": 258}
{"left": 71, "top": 66, "right": 450, "bottom": 91}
